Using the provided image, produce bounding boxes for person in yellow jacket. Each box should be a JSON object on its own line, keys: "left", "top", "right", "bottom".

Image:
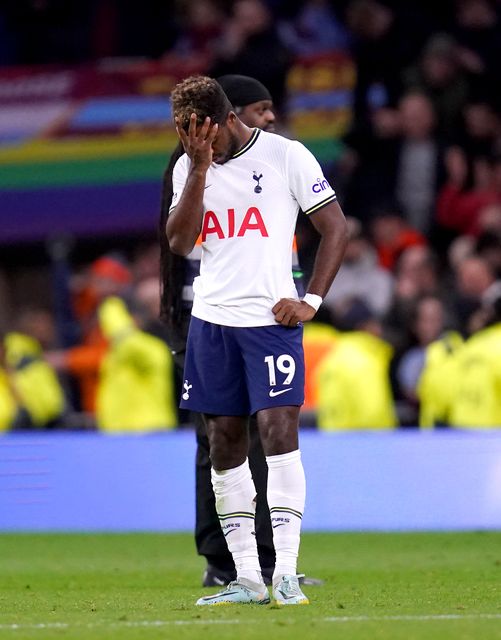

{"left": 315, "top": 301, "right": 397, "bottom": 430}
{"left": 417, "top": 331, "right": 463, "bottom": 429}
{"left": 448, "top": 321, "right": 501, "bottom": 428}
{"left": 1, "top": 332, "right": 65, "bottom": 429}
{"left": 96, "top": 296, "right": 177, "bottom": 433}
{"left": 0, "top": 367, "right": 16, "bottom": 432}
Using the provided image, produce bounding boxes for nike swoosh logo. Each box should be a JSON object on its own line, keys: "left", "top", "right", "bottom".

{"left": 204, "top": 591, "right": 238, "bottom": 600}
{"left": 223, "top": 529, "right": 237, "bottom": 537}
{"left": 272, "top": 523, "right": 286, "bottom": 528}
{"left": 269, "top": 388, "right": 292, "bottom": 398}
{"left": 277, "top": 590, "right": 297, "bottom": 600}
{"left": 204, "top": 184, "right": 212, "bottom": 189}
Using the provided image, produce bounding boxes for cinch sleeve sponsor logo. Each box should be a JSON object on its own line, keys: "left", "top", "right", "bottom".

{"left": 312, "top": 178, "right": 331, "bottom": 193}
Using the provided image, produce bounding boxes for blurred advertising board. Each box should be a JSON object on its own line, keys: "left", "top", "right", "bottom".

{"left": 0, "top": 53, "right": 354, "bottom": 244}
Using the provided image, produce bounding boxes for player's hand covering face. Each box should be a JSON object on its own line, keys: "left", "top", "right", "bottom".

{"left": 176, "top": 113, "right": 218, "bottom": 171}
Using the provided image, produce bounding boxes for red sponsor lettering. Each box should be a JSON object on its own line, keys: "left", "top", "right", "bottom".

{"left": 201, "top": 210, "right": 225, "bottom": 241}
{"left": 228, "top": 208, "right": 235, "bottom": 238}
{"left": 237, "top": 207, "right": 269, "bottom": 237}
{"left": 201, "top": 207, "right": 268, "bottom": 240}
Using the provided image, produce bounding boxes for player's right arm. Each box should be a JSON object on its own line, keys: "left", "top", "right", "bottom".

{"left": 166, "top": 114, "right": 218, "bottom": 256}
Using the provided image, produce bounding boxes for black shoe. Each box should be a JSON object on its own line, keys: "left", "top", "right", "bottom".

{"left": 202, "top": 565, "right": 237, "bottom": 587}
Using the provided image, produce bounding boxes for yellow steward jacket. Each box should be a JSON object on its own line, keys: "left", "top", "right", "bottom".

{"left": 315, "top": 331, "right": 397, "bottom": 430}
{"left": 449, "top": 323, "right": 501, "bottom": 428}
{"left": 417, "top": 331, "right": 463, "bottom": 428}
{"left": 96, "top": 297, "right": 177, "bottom": 432}
{"left": 0, "top": 369, "right": 16, "bottom": 431}
{"left": 4, "top": 333, "right": 65, "bottom": 427}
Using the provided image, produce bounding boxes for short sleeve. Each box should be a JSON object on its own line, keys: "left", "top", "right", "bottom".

{"left": 286, "top": 141, "right": 336, "bottom": 216}
{"left": 169, "top": 154, "right": 189, "bottom": 210}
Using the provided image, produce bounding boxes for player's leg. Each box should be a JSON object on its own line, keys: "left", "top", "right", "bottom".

{"left": 257, "top": 405, "right": 309, "bottom": 604}
{"left": 206, "top": 414, "right": 261, "bottom": 583}
{"left": 196, "top": 413, "right": 269, "bottom": 605}
{"left": 240, "top": 324, "right": 309, "bottom": 604}
{"left": 194, "top": 412, "right": 236, "bottom": 586}
{"left": 181, "top": 319, "right": 268, "bottom": 605}
{"left": 247, "top": 415, "right": 275, "bottom": 583}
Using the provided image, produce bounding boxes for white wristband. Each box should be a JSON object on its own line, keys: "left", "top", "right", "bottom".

{"left": 302, "top": 293, "right": 323, "bottom": 312}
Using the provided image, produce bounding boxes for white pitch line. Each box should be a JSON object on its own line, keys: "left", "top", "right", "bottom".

{"left": 1, "top": 613, "right": 501, "bottom": 631}
{"left": 323, "top": 614, "right": 501, "bottom": 622}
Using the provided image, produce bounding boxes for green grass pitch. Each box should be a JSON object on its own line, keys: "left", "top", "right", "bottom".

{"left": 1, "top": 532, "right": 500, "bottom": 640}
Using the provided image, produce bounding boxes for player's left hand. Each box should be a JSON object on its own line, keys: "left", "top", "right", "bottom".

{"left": 272, "top": 298, "right": 316, "bottom": 327}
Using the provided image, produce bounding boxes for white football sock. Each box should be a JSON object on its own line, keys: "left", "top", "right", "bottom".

{"left": 211, "top": 459, "right": 263, "bottom": 584}
{"left": 266, "top": 449, "right": 305, "bottom": 581}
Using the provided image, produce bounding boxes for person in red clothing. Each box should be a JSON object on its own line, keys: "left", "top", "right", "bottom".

{"left": 436, "top": 147, "right": 501, "bottom": 236}
{"left": 371, "top": 212, "right": 427, "bottom": 271}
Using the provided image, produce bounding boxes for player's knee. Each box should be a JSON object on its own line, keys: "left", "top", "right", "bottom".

{"left": 257, "top": 407, "right": 299, "bottom": 456}
{"left": 262, "top": 427, "right": 298, "bottom": 456}
{"left": 206, "top": 419, "right": 248, "bottom": 470}
{"left": 210, "top": 444, "right": 247, "bottom": 470}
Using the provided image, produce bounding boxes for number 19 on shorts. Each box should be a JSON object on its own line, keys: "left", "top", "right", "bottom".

{"left": 264, "top": 354, "right": 296, "bottom": 386}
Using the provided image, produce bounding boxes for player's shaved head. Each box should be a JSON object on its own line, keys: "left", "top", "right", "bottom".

{"left": 171, "top": 75, "right": 232, "bottom": 132}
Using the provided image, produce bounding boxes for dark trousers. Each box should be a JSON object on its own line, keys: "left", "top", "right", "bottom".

{"left": 194, "top": 413, "right": 276, "bottom": 572}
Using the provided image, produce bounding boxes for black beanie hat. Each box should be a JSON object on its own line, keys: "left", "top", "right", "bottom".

{"left": 217, "top": 75, "right": 272, "bottom": 108}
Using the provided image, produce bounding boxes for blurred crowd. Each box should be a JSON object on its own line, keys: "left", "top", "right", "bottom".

{"left": 1, "top": 0, "right": 501, "bottom": 431}
{"left": 0, "top": 247, "right": 179, "bottom": 432}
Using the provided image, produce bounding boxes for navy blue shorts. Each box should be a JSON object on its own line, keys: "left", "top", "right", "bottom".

{"left": 180, "top": 317, "right": 305, "bottom": 416}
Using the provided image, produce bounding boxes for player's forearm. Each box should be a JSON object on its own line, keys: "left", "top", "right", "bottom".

{"left": 306, "top": 204, "right": 348, "bottom": 298}
{"left": 166, "top": 168, "right": 206, "bottom": 256}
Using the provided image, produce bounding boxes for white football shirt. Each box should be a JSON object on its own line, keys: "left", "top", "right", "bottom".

{"left": 170, "top": 129, "right": 336, "bottom": 327}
